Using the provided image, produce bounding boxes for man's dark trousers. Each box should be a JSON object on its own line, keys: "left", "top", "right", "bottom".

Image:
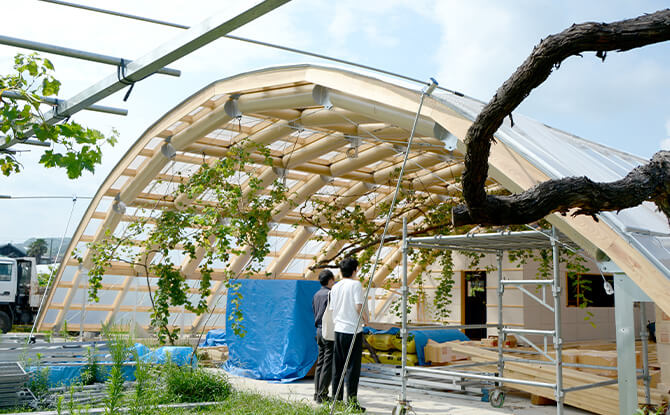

{"left": 314, "top": 329, "right": 333, "bottom": 401}
{"left": 332, "top": 331, "right": 363, "bottom": 401}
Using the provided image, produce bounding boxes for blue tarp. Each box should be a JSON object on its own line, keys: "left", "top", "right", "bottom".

{"left": 202, "top": 329, "right": 226, "bottom": 347}
{"left": 29, "top": 343, "right": 194, "bottom": 387}
{"left": 223, "top": 279, "right": 321, "bottom": 382}
{"left": 363, "top": 327, "right": 469, "bottom": 365}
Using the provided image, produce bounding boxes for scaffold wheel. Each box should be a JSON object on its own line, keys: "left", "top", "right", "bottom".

{"left": 489, "top": 388, "right": 505, "bottom": 408}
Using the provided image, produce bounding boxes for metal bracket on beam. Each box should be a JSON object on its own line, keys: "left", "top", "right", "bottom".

{"left": 312, "top": 85, "right": 333, "bottom": 110}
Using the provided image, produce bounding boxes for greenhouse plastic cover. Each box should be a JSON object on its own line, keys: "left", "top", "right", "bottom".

{"left": 31, "top": 343, "right": 195, "bottom": 387}
{"left": 223, "top": 279, "right": 321, "bottom": 382}
{"left": 363, "top": 327, "right": 469, "bottom": 365}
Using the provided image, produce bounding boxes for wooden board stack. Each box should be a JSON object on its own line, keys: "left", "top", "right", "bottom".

{"left": 656, "top": 305, "right": 670, "bottom": 395}
{"left": 449, "top": 341, "right": 666, "bottom": 415}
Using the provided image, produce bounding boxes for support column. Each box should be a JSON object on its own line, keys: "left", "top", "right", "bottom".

{"left": 614, "top": 273, "right": 638, "bottom": 415}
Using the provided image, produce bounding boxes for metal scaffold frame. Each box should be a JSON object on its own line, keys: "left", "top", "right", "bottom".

{"left": 396, "top": 226, "right": 652, "bottom": 415}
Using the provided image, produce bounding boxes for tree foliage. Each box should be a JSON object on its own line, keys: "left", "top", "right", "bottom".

{"left": 0, "top": 53, "right": 117, "bottom": 178}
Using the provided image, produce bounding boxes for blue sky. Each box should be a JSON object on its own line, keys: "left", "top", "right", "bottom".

{"left": 1, "top": 0, "right": 669, "bottom": 243}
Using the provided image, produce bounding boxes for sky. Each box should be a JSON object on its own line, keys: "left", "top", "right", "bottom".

{"left": 1, "top": 0, "right": 669, "bottom": 243}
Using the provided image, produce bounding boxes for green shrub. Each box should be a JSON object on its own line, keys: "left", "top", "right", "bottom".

{"left": 162, "top": 365, "right": 231, "bottom": 403}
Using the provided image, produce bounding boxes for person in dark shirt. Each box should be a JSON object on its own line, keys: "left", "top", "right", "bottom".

{"left": 312, "top": 269, "right": 335, "bottom": 403}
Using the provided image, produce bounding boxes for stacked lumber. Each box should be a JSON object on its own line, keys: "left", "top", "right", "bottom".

{"left": 450, "top": 342, "right": 665, "bottom": 415}
{"left": 656, "top": 305, "right": 670, "bottom": 395}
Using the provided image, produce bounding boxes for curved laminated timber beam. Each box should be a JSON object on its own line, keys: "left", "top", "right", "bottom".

{"left": 38, "top": 65, "right": 670, "bottom": 333}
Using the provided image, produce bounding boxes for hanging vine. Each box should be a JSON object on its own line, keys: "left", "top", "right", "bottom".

{"left": 82, "top": 141, "right": 286, "bottom": 344}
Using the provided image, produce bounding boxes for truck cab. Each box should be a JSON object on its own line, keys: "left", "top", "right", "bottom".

{"left": 0, "top": 256, "right": 38, "bottom": 333}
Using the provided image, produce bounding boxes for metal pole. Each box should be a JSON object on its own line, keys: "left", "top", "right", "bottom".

{"left": 640, "top": 303, "right": 651, "bottom": 404}
{"left": 497, "top": 251, "right": 504, "bottom": 388}
{"left": 0, "top": 34, "right": 180, "bottom": 77}
{"left": 551, "top": 227, "right": 564, "bottom": 415}
{"left": 37, "top": 0, "right": 464, "bottom": 97}
{"left": 330, "top": 79, "right": 437, "bottom": 415}
{"left": 400, "top": 217, "right": 409, "bottom": 410}
{"left": 1, "top": 91, "right": 128, "bottom": 116}
{"left": 0, "top": 0, "right": 292, "bottom": 151}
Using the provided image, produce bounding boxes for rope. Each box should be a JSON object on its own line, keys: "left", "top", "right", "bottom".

{"left": 330, "top": 82, "right": 434, "bottom": 414}
{"left": 29, "top": 195, "right": 78, "bottom": 342}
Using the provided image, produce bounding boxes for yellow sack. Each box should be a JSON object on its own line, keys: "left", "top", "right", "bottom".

{"left": 373, "top": 351, "right": 418, "bottom": 366}
{"left": 391, "top": 351, "right": 418, "bottom": 366}
{"left": 391, "top": 336, "right": 416, "bottom": 354}
{"left": 365, "top": 334, "right": 396, "bottom": 351}
{"left": 361, "top": 351, "right": 376, "bottom": 364}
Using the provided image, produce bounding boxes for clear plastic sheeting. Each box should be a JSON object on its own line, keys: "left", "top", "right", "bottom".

{"left": 223, "top": 279, "right": 320, "bottom": 382}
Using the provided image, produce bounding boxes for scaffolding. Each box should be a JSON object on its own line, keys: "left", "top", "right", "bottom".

{"left": 395, "top": 225, "right": 651, "bottom": 415}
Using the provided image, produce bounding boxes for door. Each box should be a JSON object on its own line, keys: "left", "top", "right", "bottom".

{"left": 464, "top": 271, "right": 487, "bottom": 340}
{"left": 0, "top": 259, "right": 17, "bottom": 304}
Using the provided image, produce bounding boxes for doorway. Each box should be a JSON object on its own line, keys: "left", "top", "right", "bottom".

{"left": 463, "top": 270, "right": 487, "bottom": 340}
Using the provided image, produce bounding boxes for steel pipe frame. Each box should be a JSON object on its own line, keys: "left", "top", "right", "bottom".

{"left": 399, "top": 227, "right": 567, "bottom": 414}
{"left": 0, "top": 34, "right": 180, "bottom": 77}
{"left": 1, "top": 0, "right": 291, "bottom": 151}
{"left": 0, "top": 90, "right": 128, "bottom": 116}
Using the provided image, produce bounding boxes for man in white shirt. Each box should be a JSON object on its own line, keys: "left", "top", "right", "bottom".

{"left": 329, "top": 256, "right": 368, "bottom": 411}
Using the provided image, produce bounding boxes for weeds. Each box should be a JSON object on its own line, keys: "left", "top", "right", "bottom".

{"left": 28, "top": 354, "right": 50, "bottom": 403}
{"left": 80, "top": 347, "right": 99, "bottom": 385}
{"left": 128, "top": 349, "right": 154, "bottom": 415}
{"left": 102, "top": 330, "right": 131, "bottom": 414}
{"left": 161, "top": 364, "right": 231, "bottom": 403}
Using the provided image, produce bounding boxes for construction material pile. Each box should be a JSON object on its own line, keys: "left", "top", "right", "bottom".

{"left": 449, "top": 340, "right": 667, "bottom": 415}
{"left": 362, "top": 333, "right": 470, "bottom": 366}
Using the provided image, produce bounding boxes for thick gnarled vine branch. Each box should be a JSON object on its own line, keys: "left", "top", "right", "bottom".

{"left": 455, "top": 9, "right": 670, "bottom": 226}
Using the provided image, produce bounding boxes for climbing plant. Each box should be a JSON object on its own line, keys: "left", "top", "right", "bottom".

{"left": 82, "top": 142, "right": 286, "bottom": 344}
{"left": 0, "top": 53, "right": 117, "bottom": 178}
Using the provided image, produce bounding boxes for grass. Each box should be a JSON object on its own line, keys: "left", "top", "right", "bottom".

{"left": 149, "top": 391, "right": 361, "bottom": 415}
{"left": 161, "top": 365, "right": 231, "bottom": 403}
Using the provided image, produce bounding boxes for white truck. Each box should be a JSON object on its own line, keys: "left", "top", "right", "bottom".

{"left": 0, "top": 256, "right": 42, "bottom": 333}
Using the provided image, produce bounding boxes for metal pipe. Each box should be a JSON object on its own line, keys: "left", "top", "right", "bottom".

{"left": 406, "top": 323, "right": 496, "bottom": 330}
{"left": 1, "top": 0, "right": 290, "bottom": 151}
{"left": 1, "top": 90, "right": 128, "bottom": 116}
{"left": 501, "top": 279, "right": 553, "bottom": 285}
{"left": 516, "top": 284, "right": 555, "bottom": 313}
{"left": 640, "top": 303, "right": 651, "bottom": 404}
{"left": 563, "top": 378, "right": 620, "bottom": 393}
{"left": 497, "top": 251, "right": 504, "bottom": 389}
{"left": 37, "top": 0, "right": 465, "bottom": 97}
{"left": 405, "top": 366, "right": 556, "bottom": 389}
{"left": 0, "top": 34, "right": 180, "bottom": 77}
{"left": 502, "top": 328, "right": 555, "bottom": 336}
{"left": 400, "top": 217, "right": 409, "bottom": 408}
{"left": 332, "top": 81, "right": 432, "bottom": 415}
{"left": 552, "top": 226, "right": 564, "bottom": 415}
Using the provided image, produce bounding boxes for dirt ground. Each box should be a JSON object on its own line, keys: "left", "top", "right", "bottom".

{"left": 224, "top": 372, "right": 592, "bottom": 415}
